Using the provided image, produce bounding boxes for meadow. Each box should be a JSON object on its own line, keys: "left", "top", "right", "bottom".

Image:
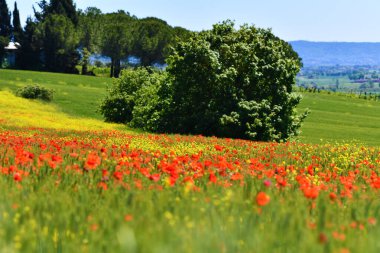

{"left": 1, "top": 69, "right": 379, "bottom": 145}
{"left": 0, "top": 69, "right": 379, "bottom": 252}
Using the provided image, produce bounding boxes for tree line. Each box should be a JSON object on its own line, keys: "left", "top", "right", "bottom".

{"left": 0, "top": 0, "right": 192, "bottom": 77}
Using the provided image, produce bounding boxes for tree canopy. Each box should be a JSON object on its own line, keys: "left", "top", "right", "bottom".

{"left": 100, "top": 21, "right": 308, "bottom": 142}
{"left": 1, "top": 0, "right": 192, "bottom": 74}
{"left": 0, "top": 0, "right": 11, "bottom": 62}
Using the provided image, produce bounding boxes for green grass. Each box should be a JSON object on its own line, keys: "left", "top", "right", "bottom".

{"left": 297, "top": 92, "right": 380, "bottom": 146}
{"left": 0, "top": 69, "right": 111, "bottom": 119}
{"left": 1, "top": 69, "right": 379, "bottom": 146}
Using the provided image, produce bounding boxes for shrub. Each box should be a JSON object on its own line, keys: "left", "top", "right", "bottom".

{"left": 99, "top": 68, "right": 166, "bottom": 124}
{"left": 161, "top": 20, "right": 308, "bottom": 141}
{"left": 16, "top": 85, "right": 53, "bottom": 101}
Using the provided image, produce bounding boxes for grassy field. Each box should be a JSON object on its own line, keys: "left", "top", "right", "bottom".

{"left": 0, "top": 69, "right": 380, "bottom": 252}
{"left": 0, "top": 69, "right": 111, "bottom": 119}
{"left": 297, "top": 92, "right": 380, "bottom": 146}
{"left": 1, "top": 69, "right": 379, "bottom": 146}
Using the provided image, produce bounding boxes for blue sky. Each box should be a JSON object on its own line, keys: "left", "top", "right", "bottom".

{"left": 6, "top": 0, "right": 380, "bottom": 42}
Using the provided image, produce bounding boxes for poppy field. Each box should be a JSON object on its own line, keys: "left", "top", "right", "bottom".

{"left": 0, "top": 73, "right": 380, "bottom": 252}
{"left": 0, "top": 125, "right": 379, "bottom": 253}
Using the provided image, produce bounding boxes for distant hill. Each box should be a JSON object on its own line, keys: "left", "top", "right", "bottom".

{"left": 290, "top": 41, "right": 380, "bottom": 66}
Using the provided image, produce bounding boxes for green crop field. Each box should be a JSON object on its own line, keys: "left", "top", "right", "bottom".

{"left": 297, "top": 92, "right": 380, "bottom": 146}
{"left": 1, "top": 69, "right": 379, "bottom": 146}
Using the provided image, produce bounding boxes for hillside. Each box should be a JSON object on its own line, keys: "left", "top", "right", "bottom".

{"left": 297, "top": 92, "right": 380, "bottom": 146}
{"left": 290, "top": 41, "right": 380, "bottom": 66}
{"left": 1, "top": 69, "right": 379, "bottom": 146}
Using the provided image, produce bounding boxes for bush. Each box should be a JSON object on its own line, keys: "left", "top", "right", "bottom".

{"left": 100, "top": 21, "right": 309, "bottom": 142}
{"left": 16, "top": 85, "right": 53, "bottom": 101}
{"left": 161, "top": 20, "right": 308, "bottom": 141}
{"left": 99, "top": 68, "right": 166, "bottom": 124}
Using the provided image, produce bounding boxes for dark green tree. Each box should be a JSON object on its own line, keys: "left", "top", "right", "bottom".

{"left": 78, "top": 7, "right": 102, "bottom": 75}
{"left": 42, "top": 14, "right": 79, "bottom": 73}
{"left": 17, "top": 17, "right": 43, "bottom": 70}
{"left": 49, "top": 0, "right": 78, "bottom": 25}
{"left": 100, "top": 11, "right": 135, "bottom": 77}
{"left": 100, "top": 21, "right": 308, "bottom": 142}
{"left": 0, "top": 0, "right": 11, "bottom": 62}
{"left": 12, "top": 1, "right": 24, "bottom": 68}
{"left": 161, "top": 21, "right": 308, "bottom": 140}
{"left": 33, "top": 0, "right": 48, "bottom": 22}
{"left": 32, "top": 0, "right": 80, "bottom": 73}
{"left": 12, "top": 2, "right": 23, "bottom": 42}
{"left": 132, "top": 17, "right": 174, "bottom": 66}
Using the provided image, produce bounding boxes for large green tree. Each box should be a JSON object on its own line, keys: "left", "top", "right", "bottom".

{"left": 17, "top": 17, "right": 43, "bottom": 70}
{"left": 32, "top": 0, "right": 80, "bottom": 73}
{"left": 0, "top": 0, "right": 11, "bottom": 63}
{"left": 12, "top": 2, "right": 23, "bottom": 42}
{"left": 78, "top": 7, "right": 102, "bottom": 74}
{"left": 101, "top": 21, "right": 308, "bottom": 142}
{"left": 12, "top": 2, "right": 23, "bottom": 68}
{"left": 100, "top": 11, "right": 135, "bottom": 77}
{"left": 49, "top": 0, "right": 78, "bottom": 25}
{"left": 132, "top": 17, "right": 174, "bottom": 66}
{"left": 42, "top": 14, "right": 79, "bottom": 73}
{"left": 163, "top": 21, "right": 308, "bottom": 140}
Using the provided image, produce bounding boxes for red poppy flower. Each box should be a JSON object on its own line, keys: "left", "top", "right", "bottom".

{"left": 256, "top": 192, "right": 270, "bottom": 206}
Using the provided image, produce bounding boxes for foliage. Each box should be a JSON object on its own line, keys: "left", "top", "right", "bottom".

{"left": 160, "top": 21, "right": 307, "bottom": 141}
{"left": 100, "top": 11, "right": 136, "bottom": 77}
{"left": 5, "top": 1, "right": 192, "bottom": 73}
{"left": 99, "top": 68, "right": 166, "bottom": 123}
{"left": 0, "top": 0, "right": 11, "bottom": 62}
{"left": 15, "top": 84, "right": 54, "bottom": 101}
{"left": 17, "top": 17, "right": 43, "bottom": 70}
{"left": 132, "top": 18, "right": 174, "bottom": 66}
{"left": 49, "top": 0, "right": 78, "bottom": 25}
{"left": 41, "top": 14, "right": 80, "bottom": 73}
{"left": 129, "top": 70, "right": 169, "bottom": 130}
{"left": 0, "top": 0, "right": 11, "bottom": 38}
{"left": 12, "top": 2, "right": 23, "bottom": 43}
{"left": 80, "top": 47, "right": 91, "bottom": 75}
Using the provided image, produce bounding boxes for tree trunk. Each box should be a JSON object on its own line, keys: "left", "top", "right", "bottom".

{"left": 110, "top": 58, "right": 114, "bottom": 77}
{"left": 114, "top": 58, "right": 121, "bottom": 78}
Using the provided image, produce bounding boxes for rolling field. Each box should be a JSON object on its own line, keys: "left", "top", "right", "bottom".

{"left": 297, "top": 92, "right": 380, "bottom": 146}
{"left": 0, "top": 69, "right": 111, "bottom": 119}
{"left": 0, "top": 69, "right": 379, "bottom": 252}
{"left": 1, "top": 69, "right": 379, "bottom": 145}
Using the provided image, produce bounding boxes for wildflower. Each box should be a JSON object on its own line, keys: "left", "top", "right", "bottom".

{"left": 318, "top": 233, "right": 328, "bottom": 244}
{"left": 113, "top": 171, "right": 123, "bottom": 181}
{"left": 368, "top": 217, "right": 377, "bottom": 226}
{"left": 329, "top": 192, "right": 337, "bottom": 201}
{"left": 85, "top": 152, "right": 101, "bottom": 170}
{"left": 124, "top": 214, "right": 133, "bottom": 222}
{"left": 13, "top": 172, "right": 22, "bottom": 182}
{"left": 256, "top": 192, "right": 270, "bottom": 206}
{"left": 149, "top": 174, "right": 160, "bottom": 182}
{"left": 303, "top": 187, "right": 319, "bottom": 199}
{"left": 264, "top": 179, "right": 272, "bottom": 187}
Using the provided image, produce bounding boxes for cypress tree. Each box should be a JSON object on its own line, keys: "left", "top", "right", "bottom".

{"left": 18, "top": 17, "right": 43, "bottom": 70}
{"left": 0, "top": 0, "right": 11, "bottom": 63}
{"left": 0, "top": 0, "right": 11, "bottom": 37}
{"left": 12, "top": 2, "right": 23, "bottom": 42}
{"left": 49, "top": 0, "right": 78, "bottom": 25}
